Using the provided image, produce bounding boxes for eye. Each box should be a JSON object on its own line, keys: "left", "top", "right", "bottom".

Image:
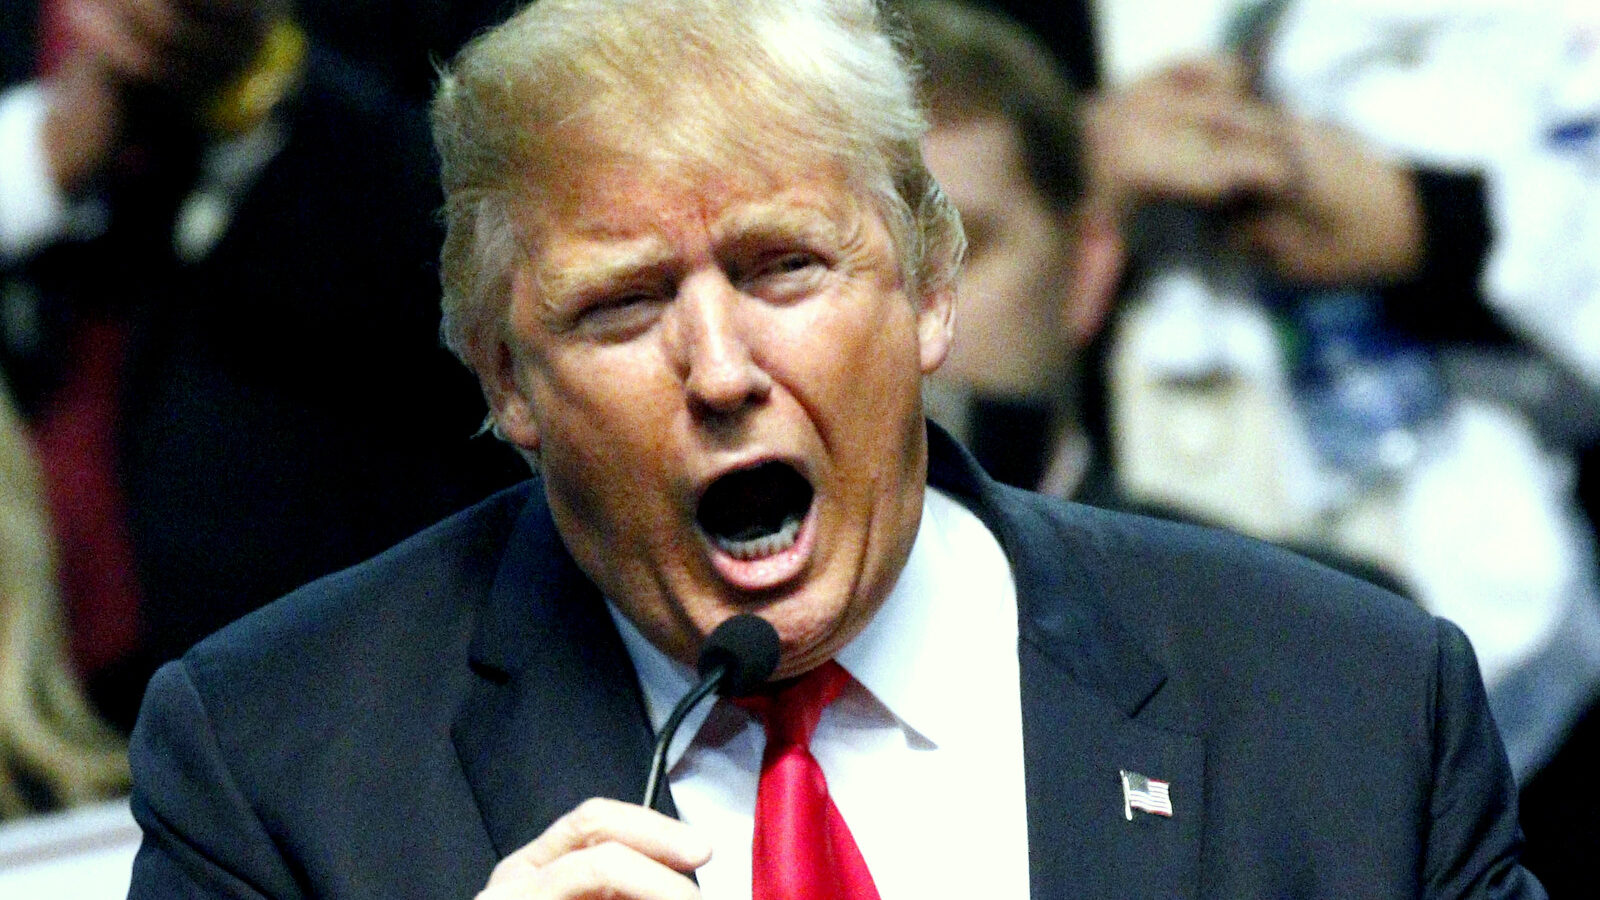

{"left": 739, "top": 250, "right": 828, "bottom": 299}
{"left": 575, "top": 291, "right": 666, "bottom": 340}
{"left": 762, "top": 252, "right": 821, "bottom": 275}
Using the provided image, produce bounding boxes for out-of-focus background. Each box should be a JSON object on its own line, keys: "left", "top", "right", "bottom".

{"left": 2, "top": 0, "right": 1595, "bottom": 896}
{"left": 924, "top": 1, "right": 1599, "bottom": 896}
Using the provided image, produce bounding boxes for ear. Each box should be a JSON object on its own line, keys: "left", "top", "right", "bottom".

{"left": 1062, "top": 202, "right": 1126, "bottom": 348}
{"left": 480, "top": 265, "right": 546, "bottom": 451}
{"left": 915, "top": 281, "right": 956, "bottom": 375}
{"left": 481, "top": 338, "right": 542, "bottom": 452}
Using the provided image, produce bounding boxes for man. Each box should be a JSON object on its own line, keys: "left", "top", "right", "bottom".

{"left": 910, "top": 0, "right": 1409, "bottom": 591}
{"left": 910, "top": 0, "right": 1123, "bottom": 497}
{"left": 126, "top": 0, "right": 1542, "bottom": 897}
{"left": 911, "top": 0, "right": 1424, "bottom": 503}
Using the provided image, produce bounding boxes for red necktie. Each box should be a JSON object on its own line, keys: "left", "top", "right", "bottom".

{"left": 736, "top": 660, "right": 881, "bottom": 900}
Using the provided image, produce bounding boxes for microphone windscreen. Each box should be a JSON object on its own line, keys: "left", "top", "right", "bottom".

{"left": 697, "top": 614, "right": 780, "bottom": 695}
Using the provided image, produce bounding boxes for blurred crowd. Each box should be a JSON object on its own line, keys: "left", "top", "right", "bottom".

{"left": 1, "top": 0, "right": 1596, "bottom": 895}
{"left": 0, "top": 0, "right": 525, "bottom": 813}
{"left": 915, "top": 1, "right": 1600, "bottom": 894}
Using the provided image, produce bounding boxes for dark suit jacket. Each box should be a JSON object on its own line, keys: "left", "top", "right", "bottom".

{"left": 125, "top": 428, "right": 1543, "bottom": 898}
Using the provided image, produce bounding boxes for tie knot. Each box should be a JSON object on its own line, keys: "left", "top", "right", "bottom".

{"left": 735, "top": 659, "right": 851, "bottom": 748}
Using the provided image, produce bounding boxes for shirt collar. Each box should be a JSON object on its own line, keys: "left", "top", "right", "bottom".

{"left": 609, "top": 486, "right": 1013, "bottom": 770}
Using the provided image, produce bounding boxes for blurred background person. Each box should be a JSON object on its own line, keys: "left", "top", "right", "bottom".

{"left": 0, "top": 0, "right": 524, "bottom": 737}
{"left": 912, "top": 0, "right": 1124, "bottom": 499}
{"left": 0, "top": 378, "right": 125, "bottom": 819}
{"left": 289, "top": 0, "right": 515, "bottom": 105}
{"left": 910, "top": 0, "right": 1398, "bottom": 590}
{"left": 903, "top": 0, "right": 1599, "bottom": 894}
{"left": 1216, "top": 4, "right": 1600, "bottom": 892}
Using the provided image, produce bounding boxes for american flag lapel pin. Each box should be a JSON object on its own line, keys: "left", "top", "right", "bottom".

{"left": 1120, "top": 769, "right": 1173, "bottom": 820}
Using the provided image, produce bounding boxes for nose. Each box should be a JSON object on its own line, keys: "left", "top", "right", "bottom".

{"left": 671, "top": 273, "right": 773, "bottom": 418}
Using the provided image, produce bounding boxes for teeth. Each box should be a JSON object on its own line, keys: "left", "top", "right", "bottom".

{"left": 711, "top": 514, "right": 803, "bottom": 560}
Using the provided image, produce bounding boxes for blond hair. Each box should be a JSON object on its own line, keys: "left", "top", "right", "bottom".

{"left": 431, "top": 0, "right": 964, "bottom": 397}
{"left": 0, "top": 386, "right": 127, "bottom": 817}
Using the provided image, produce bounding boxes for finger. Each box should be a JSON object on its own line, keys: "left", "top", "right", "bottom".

{"left": 61, "top": 0, "right": 158, "bottom": 80}
{"left": 116, "top": 0, "right": 180, "bottom": 45}
{"left": 1184, "top": 100, "right": 1297, "bottom": 196}
{"left": 1228, "top": 208, "right": 1296, "bottom": 257}
{"left": 1229, "top": 211, "right": 1338, "bottom": 283}
{"left": 1130, "top": 129, "right": 1290, "bottom": 203}
{"left": 1168, "top": 90, "right": 1287, "bottom": 153}
{"left": 481, "top": 841, "right": 701, "bottom": 900}
{"left": 1118, "top": 87, "right": 1284, "bottom": 162}
{"left": 507, "top": 798, "right": 713, "bottom": 874}
{"left": 1152, "top": 54, "right": 1251, "bottom": 98}
{"left": 1209, "top": 143, "right": 1296, "bottom": 198}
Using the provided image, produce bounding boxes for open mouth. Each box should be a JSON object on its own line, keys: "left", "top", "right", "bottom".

{"left": 696, "top": 462, "right": 815, "bottom": 561}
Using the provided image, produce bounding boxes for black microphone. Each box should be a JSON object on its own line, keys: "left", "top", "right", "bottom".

{"left": 641, "top": 614, "right": 780, "bottom": 812}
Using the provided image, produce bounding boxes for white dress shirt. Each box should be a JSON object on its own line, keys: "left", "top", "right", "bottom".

{"left": 0, "top": 80, "right": 284, "bottom": 268}
{"left": 611, "top": 486, "right": 1030, "bottom": 899}
{"left": 0, "top": 83, "right": 72, "bottom": 263}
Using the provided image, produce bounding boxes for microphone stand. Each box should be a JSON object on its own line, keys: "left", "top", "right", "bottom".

{"left": 641, "top": 662, "right": 727, "bottom": 812}
{"left": 638, "top": 613, "right": 779, "bottom": 814}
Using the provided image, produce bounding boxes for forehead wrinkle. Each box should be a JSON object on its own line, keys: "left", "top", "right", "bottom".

{"left": 835, "top": 206, "right": 874, "bottom": 262}
{"left": 709, "top": 189, "right": 864, "bottom": 255}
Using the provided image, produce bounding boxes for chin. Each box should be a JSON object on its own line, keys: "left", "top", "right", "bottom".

{"left": 755, "top": 590, "right": 870, "bottom": 679}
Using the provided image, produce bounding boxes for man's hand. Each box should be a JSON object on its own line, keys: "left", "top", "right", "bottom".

{"left": 42, "top": 0, "right": 169, "bottom": 190}
{"left": 41, "top": 0, "right": 269, "bottom": 190}
{"left": 1085, "top": 53, "right": 1424, "bottom": 287}
{"left": 1083, "top": 56, "right": 1294, "bottom": 218}
{"left": 1228, "top": 116, "right": 1424, "bottom": 286}
{"left": 476, "top": 798, "right": 712, "bottom": 899}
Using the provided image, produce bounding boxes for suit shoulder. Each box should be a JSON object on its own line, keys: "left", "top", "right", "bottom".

{"left": 997, "top": 488, "right": 1449, "bottom": 710}
{"left": 1025, "top": 490, "right": 1429, "bottom": 636}
{"left": 128, "top": 483, "right": 534, "bottom": 899}
{"left": 180, "top": 481, "right": 536, "bottom": 691}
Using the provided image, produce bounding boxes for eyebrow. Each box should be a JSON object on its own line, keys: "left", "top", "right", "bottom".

{"left": 530, "top": 192, "right": 859, "bottom": 311}
{"left": 534, "top": 235, "right": 678, "bottom": 312}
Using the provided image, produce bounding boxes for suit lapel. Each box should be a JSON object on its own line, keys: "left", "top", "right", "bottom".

{"left": 1018, "top": 641, "right": 1205, "bottom": 900}
{"left": 929, "top": 425, "right": 1206, "bottom": 900}
{"left": 449, "top": 489, "right": 675, "bottom": 858}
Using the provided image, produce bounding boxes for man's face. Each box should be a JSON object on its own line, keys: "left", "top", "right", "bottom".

{"left": 922, "top": 114, "right": 1076, "bottom": 399}
{"left": 492, "top": 151, "right": 953, "bottom": 678}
